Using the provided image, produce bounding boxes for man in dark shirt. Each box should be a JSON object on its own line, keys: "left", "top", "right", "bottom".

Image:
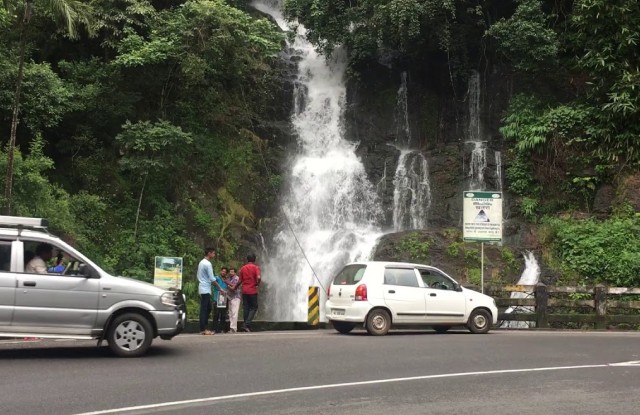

{"left": 238, "top": 253, "right": 261, "bottom": 332}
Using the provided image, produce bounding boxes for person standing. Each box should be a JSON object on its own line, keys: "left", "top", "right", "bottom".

{"left": 239, "top": 253, "right": 261, "bottom": 332}
{"left": 226, "top": 267, "right": 242, "bottom": 333}
{"left": 197, "top": 247, "right": 225, "bottom": 335}
{"left": 213, "top": 267, "right": 229, "bottom": 334}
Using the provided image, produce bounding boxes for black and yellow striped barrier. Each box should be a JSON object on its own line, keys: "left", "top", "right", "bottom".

{"left": 307, "top": 286, "right": 320, "bottom": 327}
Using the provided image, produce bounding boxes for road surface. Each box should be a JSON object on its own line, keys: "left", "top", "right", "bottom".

{"left": 1, "top": 329, "right": 639, "bottom": 414}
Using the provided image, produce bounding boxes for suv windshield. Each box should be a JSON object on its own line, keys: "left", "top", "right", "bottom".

{"left": 332, "top": 264, "right": 367, "bottom": 285}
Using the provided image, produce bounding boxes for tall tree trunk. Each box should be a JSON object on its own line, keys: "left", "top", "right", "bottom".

{"left": 3, "top": 3, "right": 32, "bottom": 215}
{"left": 134, "top": 173, "right": 148, "bottom": 241}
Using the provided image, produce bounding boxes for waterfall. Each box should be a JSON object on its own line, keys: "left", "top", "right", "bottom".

{"left": 392, "top": 150, "right": 431, "bottom": 231}
{"left": 391, "top": 72, "right": 431, "bottom": 231}
{"left": 466, "top": 70, "right": 487, "bottom": 191}
{"left": 501, "top": 251, "right": 541, "bottom": 328}
{"left": 495, "top": 150, "right": 502, "bottom": 191}
{"left": 253, "top": 1, "right": 383, "bottom": 321}
{"left": 395, "top": 72, "right": 411, "bottom": 147}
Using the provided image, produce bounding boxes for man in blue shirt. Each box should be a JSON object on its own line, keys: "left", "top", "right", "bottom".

{"left": 197, "top": 247, "right": 226, "bottom": 335}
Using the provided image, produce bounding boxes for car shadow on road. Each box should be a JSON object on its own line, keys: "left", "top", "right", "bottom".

{"left": 0, "top": 343, "right": 187, "bottom": 360}
{"left": 341, "top": 329, "right": 475, "bottom": 336}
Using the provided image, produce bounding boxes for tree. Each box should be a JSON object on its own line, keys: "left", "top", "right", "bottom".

{"left": 2, "top": 0, "right": 92, "bottom": 214}
{"left": 115, "top": 119, "right": 192, "bottom": 239}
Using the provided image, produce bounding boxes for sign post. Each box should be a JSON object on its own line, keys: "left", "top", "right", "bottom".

{"left": 463, "top": 191, "right": 503, "bottom": 293}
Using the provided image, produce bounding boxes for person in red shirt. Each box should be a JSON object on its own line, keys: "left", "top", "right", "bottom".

{"left": 239, "top": 253, "right": 261, "bottom": 332}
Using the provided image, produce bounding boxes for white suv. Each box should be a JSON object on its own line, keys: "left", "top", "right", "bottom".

{"left": 325, "top": 261, "right": 498, "bottom": 335}
{"left": 0, "top": 216, "right": 185, "bottom": 356}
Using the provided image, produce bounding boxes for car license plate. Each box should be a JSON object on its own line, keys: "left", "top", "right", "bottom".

{"left": 332, "top": 309, "right": 345, "bottom": 316}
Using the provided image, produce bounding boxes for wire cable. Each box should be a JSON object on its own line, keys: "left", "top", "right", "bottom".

{"left": 254, "top": 140, "right": 326, "bottom": 293}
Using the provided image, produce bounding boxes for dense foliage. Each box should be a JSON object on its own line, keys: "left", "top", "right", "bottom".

{"left": 543, "top": 215, "right": 640, "bottom": 286}
{"left": 0, "top": 0, "right": 284, "bottom": 280}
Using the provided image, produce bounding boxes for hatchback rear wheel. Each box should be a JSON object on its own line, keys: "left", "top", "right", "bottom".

{"left": 365, "top": 309, "right": 391, "bottom": 336}
{"left": 331, "top": 321, "right": 355, "bottom": 334}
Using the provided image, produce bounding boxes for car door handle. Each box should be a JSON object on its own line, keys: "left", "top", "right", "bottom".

{"left": 23, "top": 281, "right": 37, "bottom": 287}
{"left": 388, "top": 290, "right": 395, "bottom": 294}
{"left": 430, "top": 293, "right": 437, "bottom": 297}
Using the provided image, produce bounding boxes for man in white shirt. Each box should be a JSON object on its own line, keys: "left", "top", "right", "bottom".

{"left": 26, "top": 243, "right": 54, "bottom": 274}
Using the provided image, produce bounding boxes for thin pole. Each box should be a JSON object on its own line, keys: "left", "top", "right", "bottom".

{"left": 481, "top": 242, "right": 484, "bottom": 294}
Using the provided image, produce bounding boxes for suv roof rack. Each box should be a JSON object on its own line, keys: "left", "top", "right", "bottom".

{"left": 0, "top": 216, "right": 48, "bottom": 229}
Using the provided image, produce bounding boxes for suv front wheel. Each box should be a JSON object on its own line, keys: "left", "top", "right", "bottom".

{"left": 107, "top": 313, "right": 154, "bottom": 357}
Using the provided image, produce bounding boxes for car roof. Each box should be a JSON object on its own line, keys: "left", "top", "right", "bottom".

{"left": 0, "top": 228, "right": 58, "bottom": 239}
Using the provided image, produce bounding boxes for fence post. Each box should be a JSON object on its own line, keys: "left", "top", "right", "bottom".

{"left": 535, "top": 283, "right": 548, "bottom": 328}
{"left": 594, "top": 284, "right": 607, "bottom": 329}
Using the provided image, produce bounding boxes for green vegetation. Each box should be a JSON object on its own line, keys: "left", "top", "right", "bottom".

{"left": 0, "top": 0, "right": 284, "bottom": 283}
{"left": 396, "top": 232, "right": 432, "bottom": 263}
{"left": 543, "top": 216, "right": 640, "bottom": 286}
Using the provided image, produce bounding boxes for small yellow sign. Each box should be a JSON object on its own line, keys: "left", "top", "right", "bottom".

{"left": 154, "top": 256, "right": 183, "bottom": 290}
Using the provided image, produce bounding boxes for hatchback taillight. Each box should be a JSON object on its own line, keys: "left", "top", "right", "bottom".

{"left": 355, "top": 284, "right": 367, "bottom": 301}
{"left": 327, "top": 285, "right": 331, "bottom": 296}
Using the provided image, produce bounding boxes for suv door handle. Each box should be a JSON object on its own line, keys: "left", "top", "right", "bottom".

{"left": 23, "top": 281, "right": 37, "bottom": 287}
{"left": 429, "top": 293, "right": 437, "bottom": 297}
{"left": 388, "top": 290, "right": 395, "bottom": 294}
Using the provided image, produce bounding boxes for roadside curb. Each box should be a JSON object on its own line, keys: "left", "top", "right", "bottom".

{"left": 185, "top": 320, "right": 330, "bottom": 333}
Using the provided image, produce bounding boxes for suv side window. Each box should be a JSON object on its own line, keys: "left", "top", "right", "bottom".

{"left": 384, "top": 268, "right": 419, "bottom": 287}
{"left": 22, "top": 240, "right": 87, "bottom": 276}
{"left": 0, "top": 239, "right": 13, "bottom": 272}
{"left": 419, "top": 269, "right": 455, "bottom": 290}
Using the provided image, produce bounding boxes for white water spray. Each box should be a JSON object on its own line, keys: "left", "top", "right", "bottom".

{"left": 391, "top": 72, "right": 431, "bottom": 231}
{"left": 495, "top": 150, "right": 502, "bottom": 191}
{"left": 253, "top": 1, "right": 383, "bottom": 321}
{"left": 501, "top": 251, "right": 541, "bottom": 328}
{"left": 466, "top": 70, "right": 487, "bottom": 191}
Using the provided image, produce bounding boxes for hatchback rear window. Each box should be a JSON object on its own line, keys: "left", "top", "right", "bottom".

{"left": 332, "top": 264, "right": 367, "bottom": 285}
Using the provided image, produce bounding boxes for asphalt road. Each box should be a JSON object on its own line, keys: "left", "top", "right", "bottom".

{"left": 1, "top": 329, "right": 639, "bottom": 415}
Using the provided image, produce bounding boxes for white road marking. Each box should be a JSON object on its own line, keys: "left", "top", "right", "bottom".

{"left": 610, "top": 360, "right": 640, "bottom": 367}
{"left": 74, "top": 363, "right": 629, "bottom": 415}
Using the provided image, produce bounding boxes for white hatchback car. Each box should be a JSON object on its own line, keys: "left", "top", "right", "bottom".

{"left": 325, "top": 261, "right": 498, "bottom": 335}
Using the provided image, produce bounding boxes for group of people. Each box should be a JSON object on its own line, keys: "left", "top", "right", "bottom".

{"left": 197, "top": 248, "right": 261, "bottom": 335}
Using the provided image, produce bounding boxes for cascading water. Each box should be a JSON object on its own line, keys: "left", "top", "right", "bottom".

{"left": 501, "top": 251, "right": 541, "bottom": 328}
{"left": 253, "top": 0, "right": 383, "bottom": 321}
{"left": 495, "top": 150, "right": 503, "bottom": 191}
{"left": 395, "top": 72, "right": 411, "bottom": 146}
{"left": 392, "top": 150, "right": 431, "bottom": 231}
{"left": 391, "top": 72, "right": 431, "bottom": 231}
{"left": 466, "top": 70, "right": 487, "bottom": 191}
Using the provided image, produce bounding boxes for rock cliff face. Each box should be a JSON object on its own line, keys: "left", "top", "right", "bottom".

{"left": 343, "top": 59, "right": 537, "bottom": 282}
{"left": 345, "top": 61, "right": 514, "bottom": 228}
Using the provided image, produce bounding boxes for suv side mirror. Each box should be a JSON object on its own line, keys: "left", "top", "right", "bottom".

{"left": 78, "top": 263, "right": 98, "bottom": 278}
